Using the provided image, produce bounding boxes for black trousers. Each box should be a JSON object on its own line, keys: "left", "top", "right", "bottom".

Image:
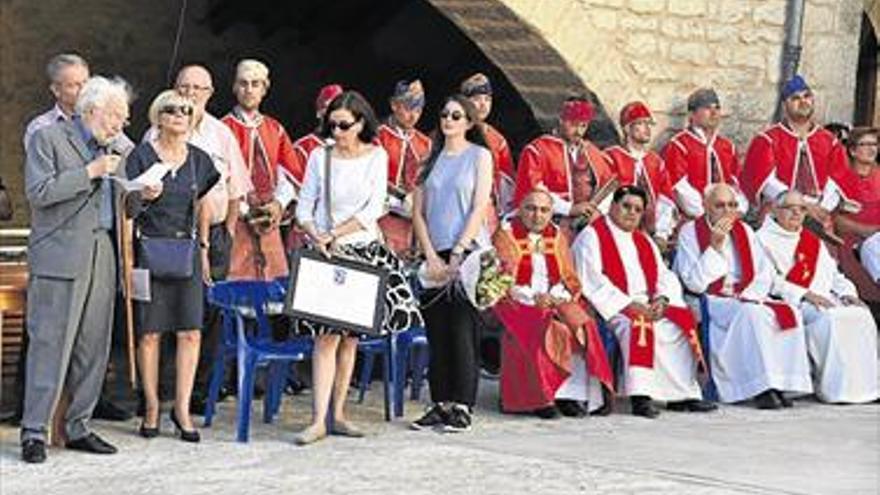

{"left": 421, "top": 262, "right": 481, "bottom": 407}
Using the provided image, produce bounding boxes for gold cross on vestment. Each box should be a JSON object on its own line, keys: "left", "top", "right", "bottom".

{"left": 633, "top": 315, "right": 650, "bottom": 347}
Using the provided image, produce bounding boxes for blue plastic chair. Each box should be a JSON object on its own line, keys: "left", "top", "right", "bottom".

{"left": 698, "top": 294, "right": 719, "bottom": 401}
{"left": 206, "top": 280, "right": 313, "bottom": 442}
{"left": 356, "top": 326, "right": 429, "bottom": 417}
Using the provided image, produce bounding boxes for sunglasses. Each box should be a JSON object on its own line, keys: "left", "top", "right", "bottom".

{"left": 440, "top": 110, "right": 465, "bottom": 121}
{"left": 160, "top": 104, "right": 193, "bottom": 117}
{"left": 328, "top": 119, "right": 359, "bottom": 132}
{"left": 713, "top": 201, "right": 739, "bottom": 209}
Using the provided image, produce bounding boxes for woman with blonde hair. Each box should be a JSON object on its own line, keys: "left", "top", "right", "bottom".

{"left": 126, "top": 89, "right": 219, "bottom": 442}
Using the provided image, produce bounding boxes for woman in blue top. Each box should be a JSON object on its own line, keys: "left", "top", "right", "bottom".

{"left": 411, "top": 94, "right": 494, "bottom": 432}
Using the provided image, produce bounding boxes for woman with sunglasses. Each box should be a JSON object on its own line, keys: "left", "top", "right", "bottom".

{"left": 410, "top": 94, "right": 494, "bottom": 432}
{"left": 294, "top": 90, "right": 422, "bottom": 445}
{"left": 125, "top": 90, "right": 219, "bottom": 442}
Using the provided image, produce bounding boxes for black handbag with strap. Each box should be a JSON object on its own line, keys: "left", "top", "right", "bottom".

{"left": 137, "top": 162, "right": 198, "bottom": 280}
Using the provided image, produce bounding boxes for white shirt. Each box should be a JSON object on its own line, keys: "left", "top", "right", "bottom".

{"left": 296, "top": 145, "right": 388, "bottom": 245}
{"left": 509, "top": 230, "right": 572, "bottom": 306}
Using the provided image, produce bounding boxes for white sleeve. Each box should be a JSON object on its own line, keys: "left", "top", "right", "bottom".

{"left": 295, "top": 149, "right": 321, "bottom": 227}
{"left": 761, "top": 174, "right": 789, "bottom": 203}
{"left": 653, "top": 196, "right": 677, "bottom": 240}
{"left": 273, "top": 170, "right": 296, "bottom": 209}
{"left": 819, "top": 179, "right": 842, "bottom": 212}
{"left": 510, "top": 285, "right": 537, "bottom": 306}
{"left": 572, "top": 228, "right": 632, "bottom": 320}
{"left": 673, "top": 178, "right": 704, "bottom": 218}
{"left": 552, "top": 193, "right": 572, "bottom": 216}
{"left": 673, "top": 222, "right": 729, "bottom": 293}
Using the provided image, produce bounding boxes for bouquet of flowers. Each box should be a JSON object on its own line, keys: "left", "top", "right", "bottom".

{"left": 459, "top": 248, "right": 514, "bottom": 310}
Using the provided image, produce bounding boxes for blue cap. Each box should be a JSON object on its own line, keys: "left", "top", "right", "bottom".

{"left": 782, "top": 75, "right": 811, "bottom": 100}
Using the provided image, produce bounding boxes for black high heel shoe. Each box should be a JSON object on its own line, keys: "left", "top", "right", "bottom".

{"left": 169, "top": 409, "right": 201, "bottom": 443}
{"left": 138, "top": 421, "right": 160, "bottom": 439}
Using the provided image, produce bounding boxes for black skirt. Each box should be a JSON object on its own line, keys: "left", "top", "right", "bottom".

{"left": 135, "top": 245, "right": 204, "bottom": 334}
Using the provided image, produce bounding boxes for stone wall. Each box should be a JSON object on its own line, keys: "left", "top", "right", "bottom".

{"left": 499, "top": 0, "right": 869, "bottom": 148}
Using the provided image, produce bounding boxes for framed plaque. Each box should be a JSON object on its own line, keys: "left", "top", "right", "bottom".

{"left": 283, "top": 249, "right": 388, "bottom": 336}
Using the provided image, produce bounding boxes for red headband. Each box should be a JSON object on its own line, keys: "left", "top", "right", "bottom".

{"left": 560, "top": 100, "right": 594, "bottom": 123}
{"left": 316, "top": 84, "right": 343, "bottom": 111}
{"left": 620, "top": 101, "right": 653, "bottom": 127}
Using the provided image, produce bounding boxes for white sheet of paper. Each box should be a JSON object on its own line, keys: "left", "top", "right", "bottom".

{"left": 290, "top": 257, "right": 380, "bottom": 329}
{"left": 131, "top": 268, "right": 151, "bottom": 302}
{"left": 135, "top": 162, "right": 172, "bottom": 187}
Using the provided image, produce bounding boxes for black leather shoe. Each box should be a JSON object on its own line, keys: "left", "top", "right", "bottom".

{"left": 92, "top": 398, "right": 133, "bottom": 422}
{"left": 534, "top": 406, "right": 560, "bottom": 420}
{"left": 774, "top": 390, "right": 793, "bottom": 408}
{"left": 21, "top": 439, "right": 47, "bottom": 463}
{"left": 589, "top": 386, "right": 615, "bottom": 416}
{"left": 555, "top": 399, "right": 587, "bottom": 417}
{"left": 667, "top": 399, "right": 718, "bottom": 413}
{"left": 754, "top": 390, "right": 782, "bottom": 410}
{"left": 631, "top": 396, "right": 660, "bottom": 418}
{"left": 170, "top": 409, "right": 201, "bottom": 443}
{"left": 66, "top": 433, "right": 117, "bottom": 454}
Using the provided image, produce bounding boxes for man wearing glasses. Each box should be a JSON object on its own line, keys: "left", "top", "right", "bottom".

{"left": 376, "top": 79, "right": 432, "bottom": 256}
{"left": 741, "top": 75, "right": 859, "bottom": 223}
{"left": 662, "top": 88, "right": 747, "bottom": 220}
{"left": 674, "top": 184, "right": 812, "bottom": 410}
{"left": 757, "top": 191, "right": 878, "bottom": 404}
{"left": 222, "top": 59, "right": 299, "bottom": 281}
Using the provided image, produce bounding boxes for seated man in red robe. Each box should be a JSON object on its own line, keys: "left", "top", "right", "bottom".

{"left": 493, "top": 186, "right": 614, "bottom": 419}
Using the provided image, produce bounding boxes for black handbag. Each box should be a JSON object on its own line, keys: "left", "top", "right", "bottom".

{"left": 137, "top": 162, "right": 198, "bottom": 280}
{"left": 0, "top": 177, "right": 12, "bottom": 221}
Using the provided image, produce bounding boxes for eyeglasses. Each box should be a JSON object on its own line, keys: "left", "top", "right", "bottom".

{"left": 160, "top": 105, "right": 194, "bottom": 117}
{"left": 856, "top": 141, "right": 879, "bottom": 148}
{"left": 440, "top": 110, "right": 465, "bottom": 121}
{"left": 328, "top": 119, "right": 358, "bottom": 132}
{"left": 779, "top": 204, "right": 806, "bottom": 213}
{"left": 176, "top": 83, "right": 212, "bottom": 93}
{"left": 712, "top": 201, "right": 739, "bottom": 209}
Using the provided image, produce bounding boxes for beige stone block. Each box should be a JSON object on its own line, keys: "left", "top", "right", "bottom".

{"left": 668, "top": 41, "right": 712, "bottom": 64}
{"left": 765, "top": 49, "right": 783, "bottom": 84}
{"left": 627, "top": 59, "right": 678, "bottom": 82}
{"left": 660, "top": 18, "right": 706, "bottom": 38}
{"left": 739, "top": 26, "right": 785, "bottom": 45}
{"left": 577, "top": 0, "right": 626, "bottom": 7}
{"left": 627, "top": 0, "right": 665, "bottom": 14}
{"left": 705, "top": 23, "right": 738, "bottom": 43}
{"left": 732, "top": 88, "right": 779, "bottom": 122}
{"left": 715, "top": 45, "right": 766, "bottom": 69}
{"left": 753, "top": 3, "right": 786, "bottom": 26}
{"left": 706, "top": 67, "right": 765, "bottom": 89}
{"left": 717, "top": 1, "right": 751, "bottom": 24}
{"left": 803, "top": 4, "right": 836, "bottom": 34}
{"left": 588, "top": 8, "right": 619, "bottom": 30}
{"left": 667, "top": 0, "right": 706, "bottom": 17}
{"left": 624, "top": 32, "right": 661, "bottom": 56}
{"left": 619, "top": 13, "right": 659, "bottom": 31}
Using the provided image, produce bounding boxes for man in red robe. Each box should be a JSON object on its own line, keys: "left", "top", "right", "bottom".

{"left": 741, "top": 76, "right": 858, "bottom": 223}
{"left": 222, "top": 59, "right": 300, "bottom": 280}
{"left": 376, "top": 79, "right": 432, "bottom": 256}
{"left": 606, "top": 101, "right": 677, "bottom": 249}
{"left": 573, "top": 185, "right": 715, "bottom": 418}
{"left": 662, "top": 88, "right": 746, "bottom": 219}
{"left": 493, "top": 187, "right": 614, "bottom": 418}
{"left": 514, "top": 97, "right": 617, "bottom": 236}
{"left": 284, "top": 83, "right": 343, "bottom": 250}
{"left": 461, "top": 73, "right": 516, "bottom": 216}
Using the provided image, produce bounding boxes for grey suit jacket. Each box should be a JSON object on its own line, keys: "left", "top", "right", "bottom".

{"left": 25, "top": 120, "right": 133, "bottom": 279}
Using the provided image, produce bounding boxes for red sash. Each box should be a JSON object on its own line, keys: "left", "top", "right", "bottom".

{"left": 785, "top": 230, "right": 821, "bottom": 289}
{"left": 592, "top": 216, "right": 703, "bottom": 369}
{"left": 511, "top": 219, "right": 561, "bottom": 287}
{"left": 695, "top": 216, "right": 798, "bottom": 331}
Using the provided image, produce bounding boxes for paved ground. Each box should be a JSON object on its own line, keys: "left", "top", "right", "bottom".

{"left": 0, "top": 378, "right": 877, "bottom": 495}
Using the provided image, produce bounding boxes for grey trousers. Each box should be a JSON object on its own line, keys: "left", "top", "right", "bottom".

{"left": 21, "top": 231, "right": 115, "bottom": 442}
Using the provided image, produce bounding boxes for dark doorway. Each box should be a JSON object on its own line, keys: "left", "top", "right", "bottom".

{"left": 854, "top": 13, "right": 878, "bottom": 126}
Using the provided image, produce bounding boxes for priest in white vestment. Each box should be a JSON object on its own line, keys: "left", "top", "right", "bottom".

{"left": 573, "top": 185, "right": 716, "bottom": 418}
{"left": 757, "top": 191, "right": 878, "bottom": 404}
{"left": 673, "top": 183, "right": 812, "bottom": 409}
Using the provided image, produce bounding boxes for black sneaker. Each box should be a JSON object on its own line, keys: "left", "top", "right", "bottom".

{"left": 410, "top": 404, "right": 448, "bottom": 431}
{"left": 442, "top": 404, "right": 472, "bottom": 433}
{"left": 21, "top": 438, "right": 46, "bottom": 464}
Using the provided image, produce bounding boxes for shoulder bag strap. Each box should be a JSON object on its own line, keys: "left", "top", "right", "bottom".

{"left": 323, "top": 144, "right": 333, "bottom": 231}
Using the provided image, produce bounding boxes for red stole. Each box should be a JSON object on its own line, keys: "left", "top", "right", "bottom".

{"left": 511, "top": 219, "right": 561, "bottom": 287}
{"left": 592, "top": 216, "right": 703, "bottom": 369}
{"left": 694, "top": 216, "right": 797, "bottom": 330}
{"left": 785, "top": 229, "right": 821, "bottom": 288}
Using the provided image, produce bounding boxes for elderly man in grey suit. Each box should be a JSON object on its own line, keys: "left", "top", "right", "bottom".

{"left": 21, "top": 76, "right": 135, "bottom": 463}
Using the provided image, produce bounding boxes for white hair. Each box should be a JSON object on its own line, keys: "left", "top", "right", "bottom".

{"left": 74, "top": 76, "right": 133, "bottom": 115}
{"left": 46, "top": 53, "right": 89, "bottom": 82}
